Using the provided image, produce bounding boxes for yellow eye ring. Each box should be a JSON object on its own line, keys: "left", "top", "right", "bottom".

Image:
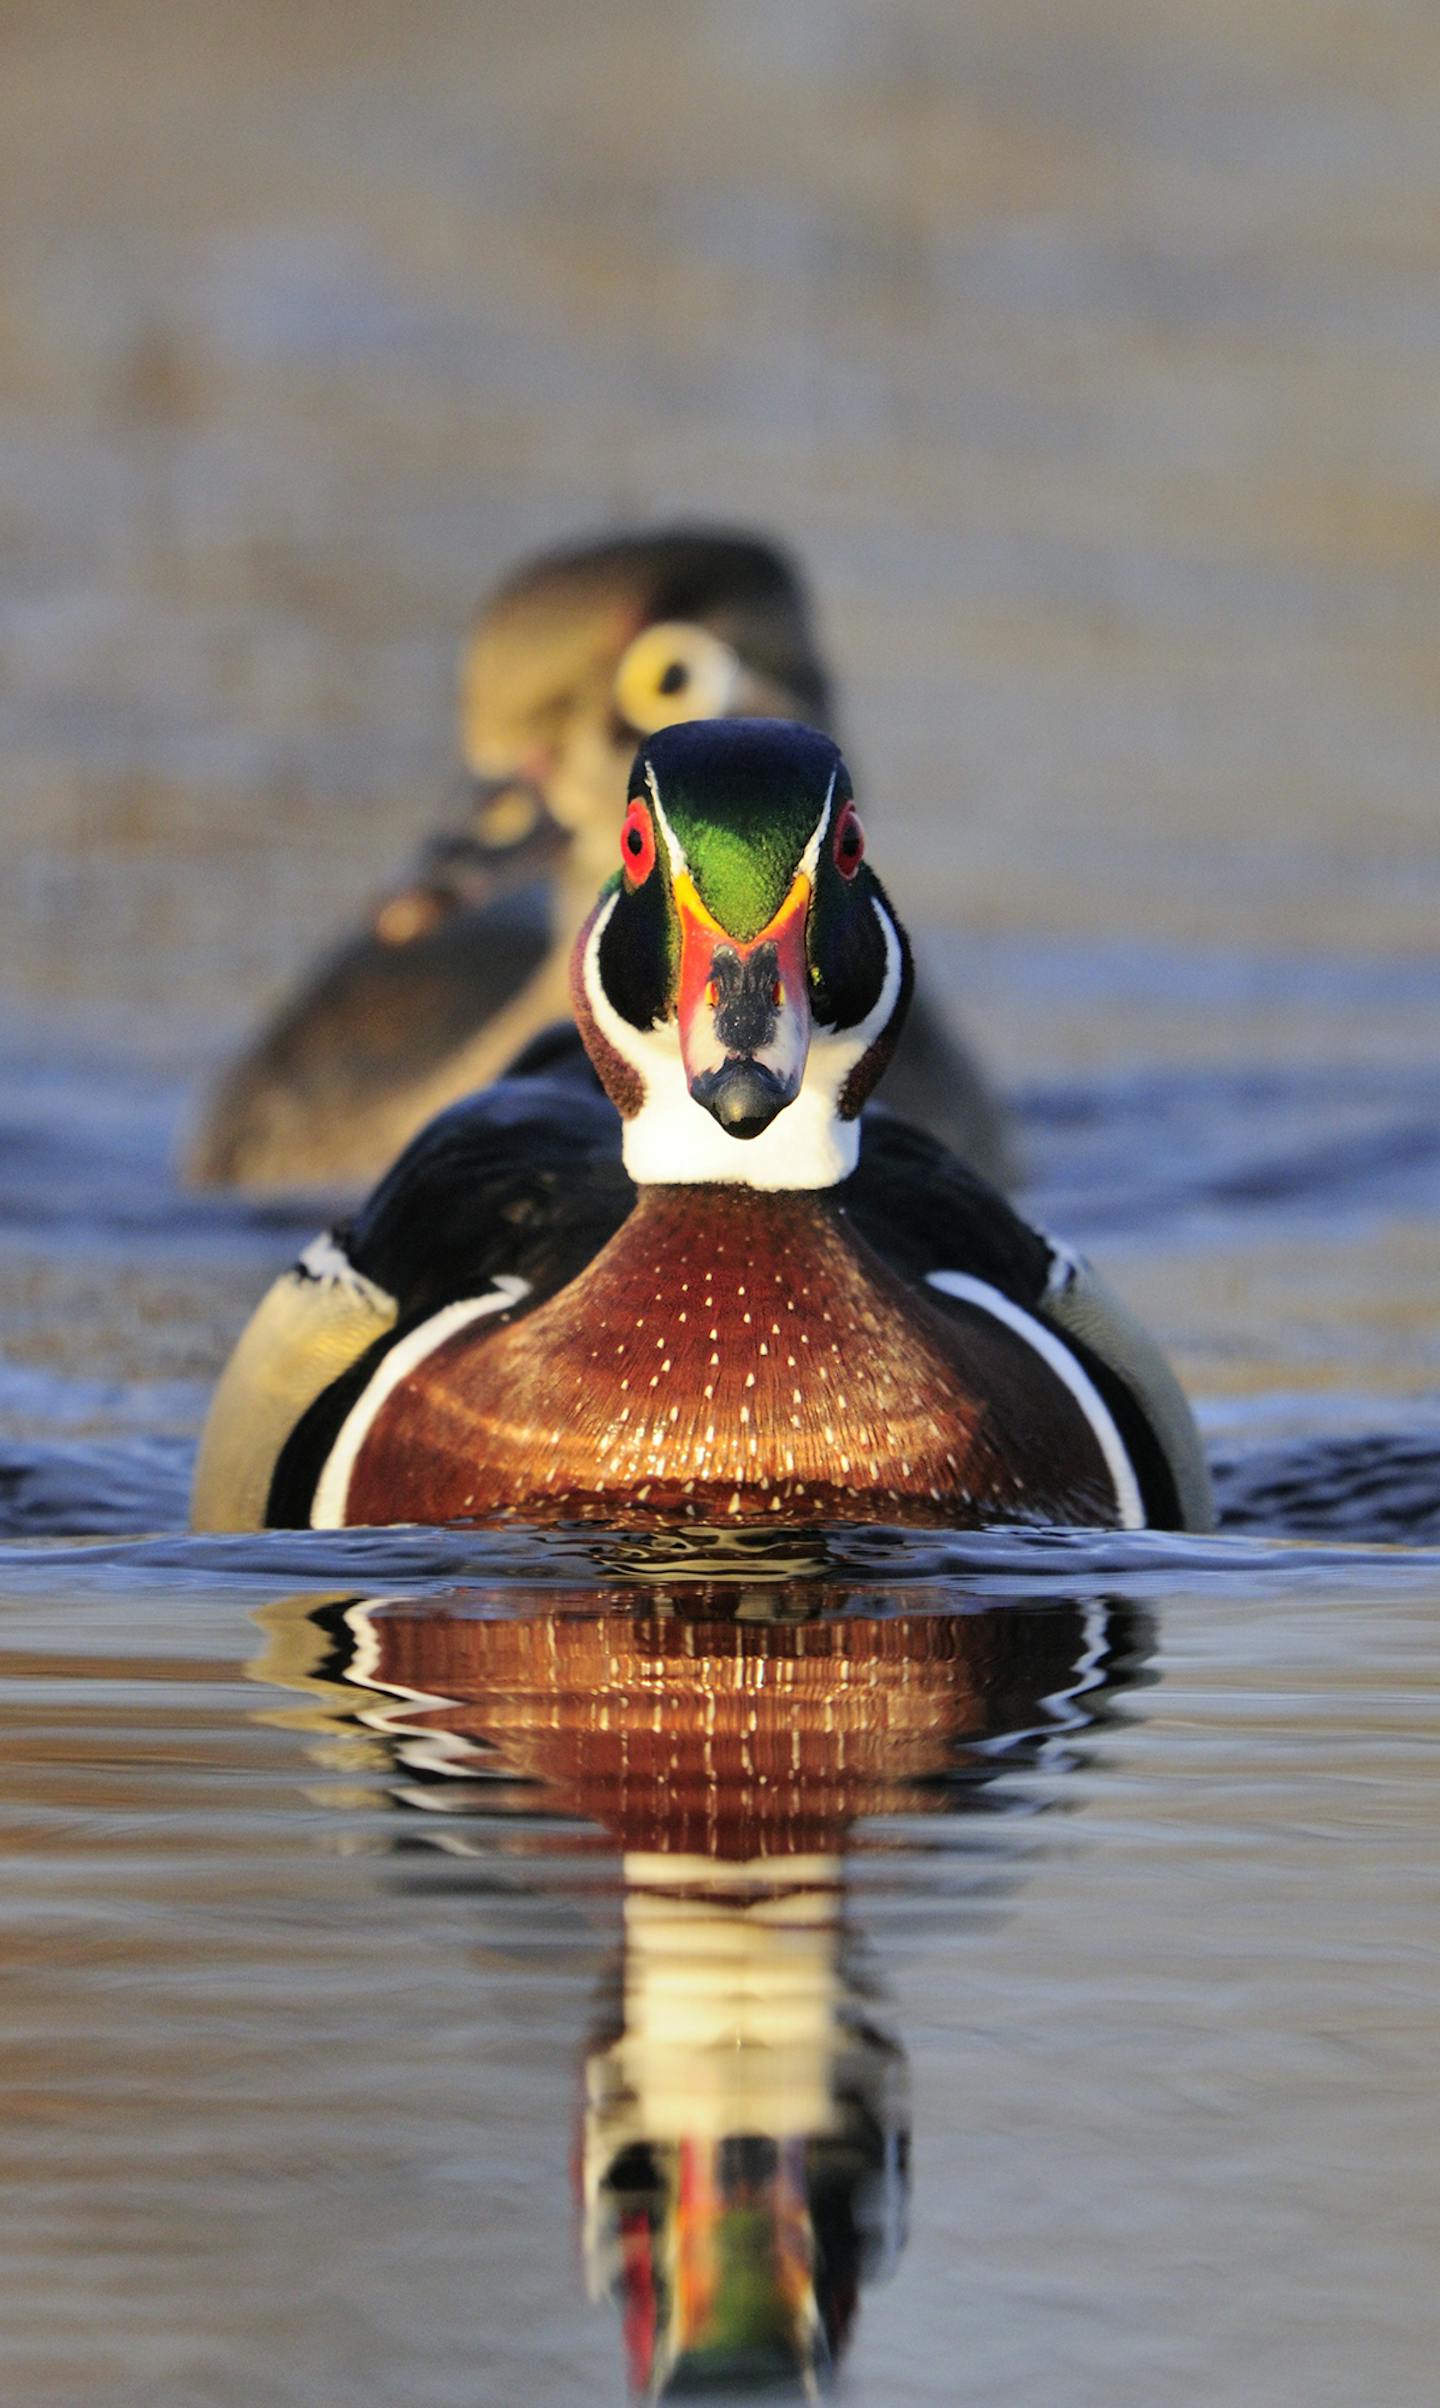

{"left": 613, "top": 622, "right": 743, "bottom": 736}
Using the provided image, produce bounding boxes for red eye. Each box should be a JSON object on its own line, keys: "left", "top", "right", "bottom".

{"left": 832, "top": 800, "right": 865, "bottom": 879}
{"left": 620, "top": 797, "right": 656, "bottom": 885}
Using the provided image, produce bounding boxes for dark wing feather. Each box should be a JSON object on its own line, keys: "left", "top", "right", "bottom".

{"left": 339, "top": 1046, "right": 632, "bottom": 1321}
{"left": 840, "top": 1110, "right": 1051, "bottom": 1302}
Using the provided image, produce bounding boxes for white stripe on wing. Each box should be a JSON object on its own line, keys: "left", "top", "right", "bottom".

{"left": 310, "top": 1274, "right": 531, "bottom": 1528}
{"left": 924, "top": 1268, "right": 1144, "bottom": 1530}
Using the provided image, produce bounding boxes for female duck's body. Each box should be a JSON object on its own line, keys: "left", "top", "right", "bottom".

{"left": 194, "top": 722, "right": 1211, "bottom": 1536}
{"left": 186, "top": 528, "right": 1011, "bottom": 1194}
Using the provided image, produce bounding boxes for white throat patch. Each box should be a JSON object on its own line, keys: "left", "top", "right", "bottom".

{"left": 581, "top": 886, "right": 905, "bottom": 1192}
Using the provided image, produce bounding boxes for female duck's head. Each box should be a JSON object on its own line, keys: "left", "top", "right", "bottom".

{"left": 572, "top": 720, "right": 913, "bottom": 1190}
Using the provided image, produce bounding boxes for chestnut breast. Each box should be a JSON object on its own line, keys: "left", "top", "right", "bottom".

{"left": 339, "top": 1186, "right": 1124, "bottom": 1527}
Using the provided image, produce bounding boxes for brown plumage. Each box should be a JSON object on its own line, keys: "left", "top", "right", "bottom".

{"left": 341, "top": 1186, "right": 1119, "bottom": 1528}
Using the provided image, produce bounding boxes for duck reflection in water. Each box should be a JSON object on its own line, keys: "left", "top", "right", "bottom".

{"left": 249, "top": 1554, "right": 1152, "bottom": 2399}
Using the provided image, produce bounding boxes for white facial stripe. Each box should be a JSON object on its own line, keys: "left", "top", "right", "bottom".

{"left": 583, "top": 882, "right": 905, "bottom": 1189}
{"left": 310, "top": 1276, "right": 530, "bottom": 1527}
{"left": 826, "top": 893, "right": 903, "bottom": 1055}
{"left": 924, "top": 1270, "right": 1145, "bottom": 1530}
{"left": 644, "top": 770, "right": 688, "bottom": 880}
{"left": 797, "top": 769, "right": 837, "bottom": 891}
{"left": 584, "top": 885, "right": 680, "bottom": 1065}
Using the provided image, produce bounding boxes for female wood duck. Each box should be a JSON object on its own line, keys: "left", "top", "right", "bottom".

{"left": 184, "top": 526, "right": 1010, "bottom": 1193}
{"left": 194, "top": 718, "right": 1212, "bottom": 1535}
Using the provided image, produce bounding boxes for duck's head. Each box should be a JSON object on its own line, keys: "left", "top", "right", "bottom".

{"left": 403, "top": 528, "right": 834, "bottom": 926}
{"left": 572, "top": 719, "right": 912, "bottom": 1191}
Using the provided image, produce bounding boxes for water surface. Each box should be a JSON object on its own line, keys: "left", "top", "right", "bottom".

{"left": 1, "top": 1523, "right": 1437, "bottom": 2406}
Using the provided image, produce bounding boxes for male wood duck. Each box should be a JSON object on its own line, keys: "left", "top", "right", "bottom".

{"left": 184, "top": 526, "right": 1010, "bottom": 1192}
{"left": 193, "top": 718, "right": 1212, "bottom": 1535}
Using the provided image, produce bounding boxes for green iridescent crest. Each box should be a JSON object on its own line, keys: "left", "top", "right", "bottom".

{"left": 641, "top": 719, "right": 845, "bottom": 941}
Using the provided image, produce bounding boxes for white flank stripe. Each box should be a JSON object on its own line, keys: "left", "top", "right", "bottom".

{"left": 924, "top": 1270, "right": 1145, "bottom": 1530}
{"left": 309, "top": 1275, "right": 531, "bottom": 1528}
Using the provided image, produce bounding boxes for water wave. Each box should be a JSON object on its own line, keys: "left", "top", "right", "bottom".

{"left": 1, "top": 1504, "right": 1437, "bottom": 1603}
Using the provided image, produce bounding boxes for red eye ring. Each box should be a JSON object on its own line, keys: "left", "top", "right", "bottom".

{"left": 620, "top": 797, "right": 656, "bottom": 885}
{"left": 832, "top": 800, "right": 865, "bottom": 879}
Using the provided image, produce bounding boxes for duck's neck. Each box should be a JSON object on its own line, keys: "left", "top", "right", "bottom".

{"left": 624, "top": 1082, "right": 860, "bottom": 1190}
{"left": 576, "top": 892, "right": 893, "bottom": 1190}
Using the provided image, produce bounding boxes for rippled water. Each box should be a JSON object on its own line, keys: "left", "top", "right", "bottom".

{"left": 2, "top": 1523, "right": 1437, "bottom": 2407}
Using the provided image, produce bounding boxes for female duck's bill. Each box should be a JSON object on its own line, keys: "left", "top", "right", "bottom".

{"left": 193, "top": 717, "right": 1213, "bottom": 1538}
{"left": 182, "top": 526, "right": 1012, "bottom": 1194}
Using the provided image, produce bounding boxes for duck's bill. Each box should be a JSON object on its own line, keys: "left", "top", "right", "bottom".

{"left": 675, "top": 869, "right": 812, "bottom": 1140}
{"left": 371, "top": 774, "right": 569, "bottom": 945}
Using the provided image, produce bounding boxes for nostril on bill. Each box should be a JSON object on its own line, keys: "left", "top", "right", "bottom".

{"left": 711, "top": 940, "right": 782, "bottom": 1054}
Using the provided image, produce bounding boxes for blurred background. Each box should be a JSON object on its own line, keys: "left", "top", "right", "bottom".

{"left": 5, "top": 0, "right": 1437, "bottom": 1053}
{"left": 1, "top": 0, "right": 1438, "bottom": 1453}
